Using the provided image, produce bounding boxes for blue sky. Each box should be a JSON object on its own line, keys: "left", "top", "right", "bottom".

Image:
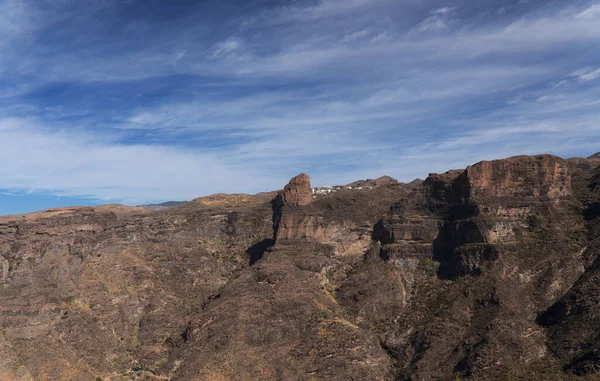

{"left": 1, "top": 0, "right": 599, "bottom": 215}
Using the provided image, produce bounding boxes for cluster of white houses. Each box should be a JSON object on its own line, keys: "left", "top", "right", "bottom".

{"left": 310, "top": 185, "right": 374, "bottom": 199}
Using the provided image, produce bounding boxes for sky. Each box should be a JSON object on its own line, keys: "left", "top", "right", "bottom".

{"left": 0, "top": 0, "right": 599, "bottom": 215}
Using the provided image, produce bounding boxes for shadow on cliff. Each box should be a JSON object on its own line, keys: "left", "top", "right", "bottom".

{"left": 245, "top": 195, "right": 282, "bottom": 266}
{"left": 583, "top": 202, "right": 600, "bottom": 221}
{"left": 431, "top": 171, "right": 489, "bottom": 280}
{"left": 432, "top": 220, "right": 485, "bottom": 280}
{"left": 246, "top": 238, "right": 274, "bottom": 265}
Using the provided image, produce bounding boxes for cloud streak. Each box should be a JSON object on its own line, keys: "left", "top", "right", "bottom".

{"left": 0, "top": 118, "right": 276, "bottom": 204}
{"left": 0, "top": 0, "right": 599, "bottom": 212}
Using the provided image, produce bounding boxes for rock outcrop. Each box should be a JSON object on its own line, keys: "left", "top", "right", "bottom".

{"left": 281, "top": 173, "right": 313, "bottom": 206}
{"left": 272, "top": 173, "right": 316, "bottom": 242}
{"left": 273, "top": 173, "right": 413, "bottom": 254}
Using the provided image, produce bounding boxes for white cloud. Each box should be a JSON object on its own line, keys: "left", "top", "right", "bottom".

{"left": 4, "top": 1, "right": 600, "bottom": 85}
{"left": 0, "top": 0, "right": 600, "bottom": 205}
{"left": 571, "top": 68, "right": 600, "bottom": 82}
{"left": 341, "top": 29, "right": 371, "bottom": 43}
{"left": 173, "top": 50, "right": 186, "bottom": 61}
{"left": 413, "top": 6, "right": 457, "bottom": 33}
{"left": 209, "top": 38, "right": 243, "bottom": 60}
{"left": 281, "top": 0, "right": 388, "bottom": 21}
{"left": 0, "top": 118, "right": 279, "bottom": 204}
{"left": 577, "top": 4, "right": 600, "bottom": 19}
{"left": 0, "top": 0, "right": 35, "bottom": 36}
{"left": 433, "top": 6, "right": 455, "bottom": 15}
{"left": 190, "top": 3, "right": 600, "bottom": 82}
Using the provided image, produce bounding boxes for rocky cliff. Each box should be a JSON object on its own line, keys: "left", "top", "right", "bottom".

{"left": 364, "top": 154, "right": 593, "bottom": 379}
{"left": 0, "top": 153, "right": 599, "bottom": 380}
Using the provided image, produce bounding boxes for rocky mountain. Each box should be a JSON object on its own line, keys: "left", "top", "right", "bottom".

{"left": 0, "top": 153, "right": 599, "bottom": 380}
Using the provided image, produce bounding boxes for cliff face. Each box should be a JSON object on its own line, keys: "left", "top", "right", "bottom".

{"left": 465, "top": 154, "right": 572, "bottom": 198}
{"left": 0, "top": 154, "right": 599, "bottom": 381}
{"left": 359, "top": 154, "right": 597, "bottom": 379}
{"left": 374, "top": 155, "right": 577, "bottom": 277}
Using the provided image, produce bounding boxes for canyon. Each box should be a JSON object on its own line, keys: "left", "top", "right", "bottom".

{"left": 0, "top": 153, "right": 599, "bottom": 380}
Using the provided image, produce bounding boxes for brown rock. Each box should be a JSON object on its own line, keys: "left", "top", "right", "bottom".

{"left": 272, "top": 174, "right": 312, "bottom": 242}
{"left": 281, "top": 173, "right": 312, "bottom": 206}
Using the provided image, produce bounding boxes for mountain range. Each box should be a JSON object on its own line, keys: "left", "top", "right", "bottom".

{"left": 0, "top": 153, "right": 599, "bottom": 380}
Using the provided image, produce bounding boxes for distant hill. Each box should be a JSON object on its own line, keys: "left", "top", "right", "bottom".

{"left": 344, "top": 175, "right": 398, "bottom": 188}
{"left": 139, "top": 201, "right": 187, "bottom": 211}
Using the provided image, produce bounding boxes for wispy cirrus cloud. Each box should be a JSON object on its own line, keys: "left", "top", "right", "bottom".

{"left": 0, "top": 0, "right": 599, "bottom": 213}
{"left": 0, "top": 118, "right": 275, "bottom": 204}
{"left": 413, "top": 6, "right": 458, "bottom": 33}
{"left": 571, "top": 68, "right": 600, "bottom": 82}
{"left": 577, "top": 3, "right": 600, "bottom": 18}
